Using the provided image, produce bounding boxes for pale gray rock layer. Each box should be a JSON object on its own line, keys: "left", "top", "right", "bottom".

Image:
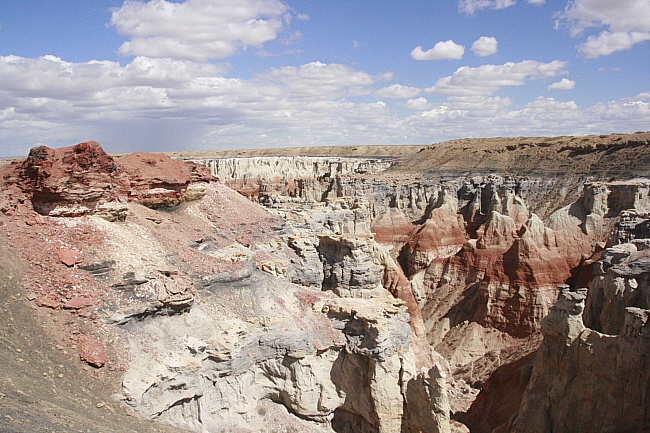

{"left": 120, "top": 271, "right": 450, "bottom": 433}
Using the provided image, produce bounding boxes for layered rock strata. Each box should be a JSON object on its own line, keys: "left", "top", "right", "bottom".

{"left": 193, "top": 151, "right": 650, "bottom": 429}
{"left": 461, "top": 212, "right": 650, "bottom": 432}
{"left": 0, "top": 141, "right": 451, "bottom": 433}
{"left": 197, "top": 156, "right": 394, "bottom": 204}
{"left": 123, "top": 280, "right": 450, "bottom": 433}
{"left": 0, "top": 141, "right": 215, "bottom": 220}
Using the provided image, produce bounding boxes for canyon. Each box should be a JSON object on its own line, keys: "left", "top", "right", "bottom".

{"left": 0, "top": 132, "right": 649, "bottom": 433}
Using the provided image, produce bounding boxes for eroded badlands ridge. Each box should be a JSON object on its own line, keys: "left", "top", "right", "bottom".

{"left": 0, "top": 142, "right": 450, "bottom": 433}
{"left": 0, "top": 132, "right": 649, "bottom": 433}
{"left": 181, "top": 131, "right": 650, "bottom": 431}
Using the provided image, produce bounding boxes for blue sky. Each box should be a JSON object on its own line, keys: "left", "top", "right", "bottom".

{"left": 0, "top": 0, "right": 648, "bottom": 156}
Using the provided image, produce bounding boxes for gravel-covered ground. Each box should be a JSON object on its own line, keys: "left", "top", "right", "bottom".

{"left": 0, "top": 232, "right": 190, "bottom": 433}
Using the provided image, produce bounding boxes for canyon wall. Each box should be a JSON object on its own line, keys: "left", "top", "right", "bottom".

{"left": 462, "top": 210, "right": 650, "bottom": 433}
{"left": 190, "top": 139, "right": 650, "bottom": 430}
{"left": 0, "top": 142, "right": 451, "bottom": 433}
{"left": 506, "top": 283, "right": 649, "bottom": 433}
{"left": 195, "top": 153, "right": 650, "bottom": 373}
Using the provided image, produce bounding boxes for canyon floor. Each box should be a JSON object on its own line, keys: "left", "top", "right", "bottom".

{"left": 0, "top": 132, "right": 648, "bottom": 433}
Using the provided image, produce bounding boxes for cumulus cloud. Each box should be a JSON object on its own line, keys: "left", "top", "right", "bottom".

{"left": 0, "top": 56, "right": 390, "bottom": 147}
{"left": 426, "top": 60, "right": 568, "bottom": 97}
{"left": 404, "top": 97, "right": 433, "bottom": 111}
{"left": 411, "top": 40, "right": 465, "bottom": 60}
{"left": 1, "top": 53, "right": 649, "bottom": 155}
{"left": 110, "top": 0, "right": 291, "bottom": 61}
{"left": 578, "top": 31, "right": 650, "bottom": 58}
{"left": 471, "top": 36, "right": 498, "bottom": 56}
{"left": 458, "top": 0, "right": 515, "bottom": 15}
{"left": 375, "top": 84, "right": 421, "bottom": 99}
{"left": 588, "top": 92, "right": 650, "bottom": 128}
{"left": 0, "top": 55, "right": 225, "bottom": 101}
{"left": 548, "top": 78, "right": 575, "bottom": 90}
{"left": 557, "top": 0, "right": 650, "bottom": 57}
{"left": 262, "top": 61, "right": 376, "bottom": 99}
{"left": 458, "top": 0, "right": 543, "bottom": 15}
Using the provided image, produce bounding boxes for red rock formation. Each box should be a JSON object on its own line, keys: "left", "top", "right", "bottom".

{"left": 77, "top": 335, "right": 108, "bottom": 368}
{"left": 1, "top": 141, "right": 130, "bottom": 217}
{"left": 374, "top": 244, "right": 426, "bottom": 337}
{"left": 401, "top": 188, "right": 467, "bottom": 277}
{"left": 0, "top": 141, "right": 217, "bottom": 218}
{"left": 117, "top": 152, "right": 215, "bottom": 208}
{"left": 371, "top": 207, "right": 417, "bottom": 251}
{"left": 57, "top": 248, "right": 82, "bottom": 267}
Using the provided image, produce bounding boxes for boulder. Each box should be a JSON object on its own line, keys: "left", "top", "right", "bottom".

{"left": 77, "top": 335, "right": 108, "bottom": 368}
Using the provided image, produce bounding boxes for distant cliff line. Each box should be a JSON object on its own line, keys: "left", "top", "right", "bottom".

{"left": 169, "top": 131, "right": 650, "bottom": 179}
{"left": 2, "top": 131, "right": 648, "bottom": 177}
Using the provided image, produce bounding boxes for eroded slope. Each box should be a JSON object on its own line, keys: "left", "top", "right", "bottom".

{"left": 0, "top": 141, "right": 451, "bottom": 433}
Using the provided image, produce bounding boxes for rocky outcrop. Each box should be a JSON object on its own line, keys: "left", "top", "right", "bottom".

{"left": 458, "top": 212, "right": 650, "bottom": 433}
{"left": 505, "top": 285, "right": 650, "bottom": 433}
{"left": 198, "top": 156, "right": 394, "bottom": 200}
{"left": 0, "top": 141, "right": 452, "bottom": 433}
{"left": 416, "top": 178, "right": 650, "bottom": 372}
{"left": 400, "top": 185, "right": 466, "bottom": 278}
{"left": 583, "top": 238, "right": 650, "bottom": 335}
{"left": 118, "top": 151, "right": 215, "bottom": 208}
{"left": 101, "top": 269, "right": 197, "bottom": 324}
{"left": 318, "top": 234, "right": 385, "bottom": 298}
{"left": 579, "top": 211, "right": 650, "bottom": 333}
{"left": 0, "top": 141, "right": 215, "bottom": 220}
{"left": 121, "top": 271, "right": 450, "bottom": 433}
{"left": 412, "top": 181, "right": 569, "bottom": 371}
{"left": 0, "top": 141, "right": 130, "bottom": 218}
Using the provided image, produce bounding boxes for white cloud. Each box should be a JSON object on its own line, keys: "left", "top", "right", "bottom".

{"left": 426, "top": 60, "right": 568, "bottom": 97}
{"left": 1, "top": 52, "right": 649, "bottom": 155}
{"left": 0, "top": 55, "right": 224, "bottom": 100}
{"left": 447, "top": 95, "right": 512, "bottom": 115}
{"left": 375, "top": 72, "right": 394, "bottom": 82}
{"left": 0, "top": 56, "right": 390, "bottom": 147}
{"left": 578, "top": 31, "right": 650, "bottom": 58}
{"left": 262, "top": 61, "right": 375, "bottom": 99}
{"left": 458, "top": 0, "right": 545, "bottom": 15}
{"left": 557, "top": 0, "right": 650, "bottom": 57}
{"left": 588, "top": 92, "right": 650, "bottom": 123}
{"left": 471, "top": 36, "right": 498, "bottom": 56}
{"left": 375, "top": 84, "right": 421, "bottom": 99}
{"left": 558, "top": 0, "right": 650, "bottom": 34}
{"left": 411, "top": 40, "right": 465, "bottom": 60}
{"left": 404, "top": 97, "right": 432, "bottom": 111}
{"left": 458, "top": 0, "right": 515, "bottom": 15}
{"left": 110, "top": 0, "right": 291, "bottom": 61}
{"left": 548, "top": 78, "right": 575, "bottom": 90}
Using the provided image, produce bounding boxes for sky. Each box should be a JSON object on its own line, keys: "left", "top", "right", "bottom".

{"left": 0, "top": 0, "right": 649, "bottom": 156}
